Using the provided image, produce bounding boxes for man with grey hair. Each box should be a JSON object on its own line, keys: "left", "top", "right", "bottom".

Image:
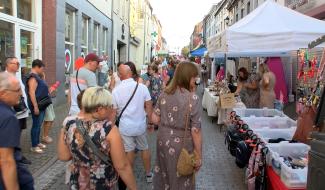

{"left": 5, "top": 56, "right": 31, "bottom": 164}
{"left": 0, "top": 72, "right": 34, "bottom": 189}
{"left": 112, "top": 62, "right": 153, "bottom": 188}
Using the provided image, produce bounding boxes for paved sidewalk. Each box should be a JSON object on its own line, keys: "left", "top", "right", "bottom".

{"left": 28, "top": 85, "right": 299, "bottom": 189}
{"left": 20, "top": 104, "right": 68, "bottom": 176}
{"left": 36, "top": 105, "right": 247, "bottom": 189}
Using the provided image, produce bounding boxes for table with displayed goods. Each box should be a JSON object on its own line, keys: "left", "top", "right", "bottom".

{"left": 202, "top": 81, "right": 246, "bottom": 125}
{"left": 225, "top": 108, "right": 308, "bottom": 190}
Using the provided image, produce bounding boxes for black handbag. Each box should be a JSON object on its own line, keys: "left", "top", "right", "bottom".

{"left": 14, "top": 96, "right": 28, "bottom": 113}
{"left": 37, "top": 96, "right": 52, "bottom": 111}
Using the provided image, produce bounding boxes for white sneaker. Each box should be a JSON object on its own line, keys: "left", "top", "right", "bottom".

{"left": 42, "top": 136, "right": 53, "bottom": 144}
{"left": 30, "top": 147, "right": 44, "bottom": 154}
{"left": 38, "top": 143, "right": 47, "bottom": 149}
{"left": 146, "top": 172, "right": 153, "bottom": 183}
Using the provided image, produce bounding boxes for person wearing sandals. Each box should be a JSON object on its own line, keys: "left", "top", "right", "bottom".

{"left": 39, "top": 72, "right": 56, "bottom": 144}
{"left": 151, "top": 61, "right": 203, "bottom": 190}
{"left": 112, "top": 62, "right": 154, "bottom": 189}
{"left": 58, "top": 87, "right": 137, "bottom": 190}
{"left": 26, "top": 60, "right": 50, "bottom": 154}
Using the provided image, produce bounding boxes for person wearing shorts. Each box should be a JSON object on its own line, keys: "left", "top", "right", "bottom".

{"left": 120, "top": 133, "right": 149, "bottom": 152}
{"left": 112, "top": 62, "right": 154, "bottom": 186}
{"left": 42, "top": 103, "right": 55, "bottom": 143}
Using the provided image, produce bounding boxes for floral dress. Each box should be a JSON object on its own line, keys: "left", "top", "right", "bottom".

{"left": 63, "top": 117, "right": 118, "bottom": 190}
{"left": 149, "top": 75, "right": 163, "bottom": 105}
{"left": 152, "top": 89, "right": 202, "bottom": 190}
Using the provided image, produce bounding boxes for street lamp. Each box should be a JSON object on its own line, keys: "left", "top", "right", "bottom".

{"left": 224, "top": 16, "right": 230, "bottom": 25}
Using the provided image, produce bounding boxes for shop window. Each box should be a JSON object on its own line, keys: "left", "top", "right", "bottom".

{"left": 20, "top": 30, "right": 34, "bottom": 69}
{"left": 81, "top": 16, "right": 89, "bottom": 54}
{"left": 0, "top": 20, "right": 14, "bottom": 71}
{"left": 17, "top": 0, "right": 34, "bottom": 22}
{"left": 65, "top": 9, "right": 74, "bottom": 43}
{"left": 0, "top": 0, "right": 13, "bottom": 15}
{"left": 247, "top": 2, "right": 251, "bottom": 15}
{"left": 102, "top": 28, "right": 108, "bottom": 56}
{"left": 241, "top": 8, "right": 244, "bottom": 19}
{"left": 93, "top": 23, "right": 99, "bottom": 54}
{"left": 65, "top": 8, "right": 75, "bottom": 73}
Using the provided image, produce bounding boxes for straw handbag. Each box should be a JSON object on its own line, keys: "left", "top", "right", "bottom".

{"left": 177, "top": 95, "right": 199, "bottom": 176}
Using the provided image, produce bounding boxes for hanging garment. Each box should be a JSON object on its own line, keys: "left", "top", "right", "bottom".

{"left": 293, "top": 106, "right": 317, "bottom": 144}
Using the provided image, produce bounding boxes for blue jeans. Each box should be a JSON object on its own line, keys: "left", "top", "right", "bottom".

{"left": 98, "top": 72, "right": 107, "bottom": 86}
{"left": 31, "top": 110, "right": 45, "bottom": 147}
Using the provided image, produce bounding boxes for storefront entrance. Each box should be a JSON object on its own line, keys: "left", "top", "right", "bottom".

{"left": 0, "top": 0, "right": 42, "bottom": 77}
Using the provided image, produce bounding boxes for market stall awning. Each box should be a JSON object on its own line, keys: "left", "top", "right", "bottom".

{"left": 208, "top": 0, "right": 325, "bottom": 57}
{"left": 190, "top": 47, "right": 207, "bottom": 57}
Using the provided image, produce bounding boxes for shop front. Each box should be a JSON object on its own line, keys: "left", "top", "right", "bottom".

{"left": 0, "top": 0, "right": 42, "bottom": 76}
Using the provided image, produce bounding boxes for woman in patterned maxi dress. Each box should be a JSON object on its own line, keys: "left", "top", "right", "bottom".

{"left": 151, "top": 62, "right": 203, "bottom": 190}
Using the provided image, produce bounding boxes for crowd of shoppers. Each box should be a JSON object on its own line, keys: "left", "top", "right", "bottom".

{"left": 59, "top": 54, "right": 203, "bottom": 189}
{"left": 0, "top": 54, "right": 65, "bottom": 188}
{"left": 0, "top": 52, "right": 203, "bottom": 190}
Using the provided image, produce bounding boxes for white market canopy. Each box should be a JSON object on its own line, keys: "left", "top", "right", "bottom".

{"left": 208, "top": 0, "right": 325, "bottom": 57}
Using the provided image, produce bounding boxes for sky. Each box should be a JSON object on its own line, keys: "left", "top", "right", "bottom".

{"left": 150, "top": 0, "right": 221, "bottom": 53}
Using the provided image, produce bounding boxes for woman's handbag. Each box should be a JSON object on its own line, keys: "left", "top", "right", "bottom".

{"left": 37, "top": 96, "right": 52, "bottom": 111}
{"left": 14, "top": 96, "right": 28, "bottom": 113}
{"left": 176, "top": 94, "right": 199, "bottom": 176}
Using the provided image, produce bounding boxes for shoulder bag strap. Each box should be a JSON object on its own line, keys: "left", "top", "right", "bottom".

{"left": 116, "top": 82, "right": 139, "bottom": 124}
{"left": 182, "top": 93, "right": 192, "bottom": 148}
{"left": 75, "top": 119, "right": 111, "bottom": 164}
{"left": 76, "top": 69, "right": 82, "bottom": 92}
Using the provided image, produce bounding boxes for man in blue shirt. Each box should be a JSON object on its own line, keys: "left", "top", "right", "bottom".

{"left": 0, "top": 72, "right": 34, "bottom": 189}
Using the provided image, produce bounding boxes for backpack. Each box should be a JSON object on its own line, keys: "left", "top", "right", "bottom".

{"left": 225, "top": 124, "right": 251, "bottom": 156}
{"left": 235, "top": 132, "right": 256, "bottom": 169}
{"left": 225, "top": 124, "right": 242, "bottom": 156}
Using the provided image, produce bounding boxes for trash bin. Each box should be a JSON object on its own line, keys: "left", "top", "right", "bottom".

{"left": 307, "top": 132, "right": 325, "bottom": 190}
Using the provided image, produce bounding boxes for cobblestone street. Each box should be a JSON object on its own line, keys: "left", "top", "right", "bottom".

{"left": 21, "top": 94, "right": 247, "bottom": 190}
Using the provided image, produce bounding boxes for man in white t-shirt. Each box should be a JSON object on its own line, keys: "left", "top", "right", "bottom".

{"left": 68, "top": 53, "right": 101, "bottom": 115}
{"left": 112, "top": 62, "right": 153, "bottom": 184}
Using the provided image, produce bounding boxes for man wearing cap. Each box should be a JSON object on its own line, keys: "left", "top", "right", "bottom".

{"left": 68, "top": 53, "right": 101, "bottom": 115}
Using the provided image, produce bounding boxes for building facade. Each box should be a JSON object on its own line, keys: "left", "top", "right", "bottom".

{"left": 203, "top": 4, "right": 218, "bottom": 46}
{"left": 151, "top": 14, "right": 162, "bottom": 59}
{"left": 0, "top": 0, "right": 42, "bottom": 77}
{"left": 287, "top": 0, "right": 325, "bottom": 20}
{"left": 112, "top": 0, "right": 129, "bottom": 70}
{"left": 129, "top": 0, "right": 153, "bottom": 69}
{"left": 215, "top": 0, "right": 230, "bottom": 35}
{"left": 190, "top": 21, "right": 204, "bottom": 50}
{"left": 43, "top": 0, "right": 113, "bottom": 104}
{"left": 227, "top": 0, "right": 285, "bottom": 26}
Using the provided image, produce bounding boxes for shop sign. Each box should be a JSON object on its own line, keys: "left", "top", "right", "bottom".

{"left": 21, "top": 37, "right": 28, "bottom": 54}
{"left": 65, "top": 49, "right": 72, "bottom": 72}
{"left": 285, "top": 0, "right": 308, "bottom": 10}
